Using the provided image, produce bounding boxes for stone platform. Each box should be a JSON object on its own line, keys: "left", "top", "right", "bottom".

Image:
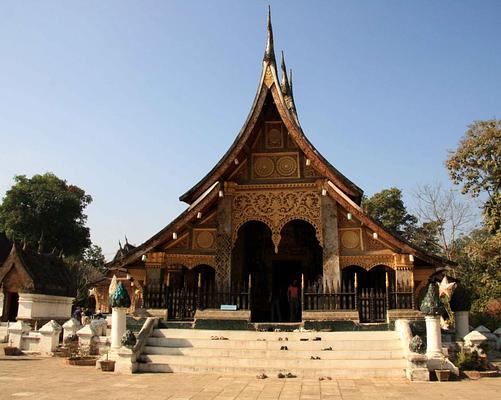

{"left": 138, "top": 328, "right": 406, "bottom": 378}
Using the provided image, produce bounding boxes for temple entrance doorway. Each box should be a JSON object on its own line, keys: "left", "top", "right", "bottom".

{"left": 271, "top": 260, "right": 301, "bottom": 322}
{"left": 232, "top": 219, "right": 322, "bottom": 323}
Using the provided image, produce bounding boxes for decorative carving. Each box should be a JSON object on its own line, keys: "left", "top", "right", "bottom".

{"left": 266, "top": 125, "right": 283, "bottom": 148}
{"left": 144, "top": 252, "right": 166, "bottom": 265}
{"left": 337, "top": 207, "right": 360, "bottom": 228}
{"left": 409, "top": 335, "right": 426, "bottom": 354}
{"left": 340, "top": 229, "right": 361, "bottom": 249}
{"left": 193, "top": 229, "right": 216, "bottom": 249}
{"left": 165, "top": 254, "right": 216, "bottom": 269}
{"left": 215, "top": 233, "right": 231, "bottom": 289}
{"left": 364, "top": 230, "right": 387, "bottom": 251}
{"left": 264, "top": 66, "right": 274, "bottom": 88}
{"left": 420, "top": 283, "right": 445, "bottom": 316}
{"left": 108, "top": 281, "right": 131, "bottom": 308}
{"left": 276, "top": 155, "right": 297, "bottom": 176}
{"left": 251, "top": 152, "right": 300, "bottom": 180}
{"left": 253, "top": 156, "right": 275, "bottom": 178}
{"left": 164, "top": 234, "right": 189, "bottom": 250}
{"left": 230, "top": 183, "right": 323, "bottom": 252}
{"left": 121, "top": 330, "right": 137, "bottom": 349}
{"left": 304, "top": 163, "right": 321, "bottom": 178}
{"left": 340, "top": 254, "right": 396, "bottom": 270}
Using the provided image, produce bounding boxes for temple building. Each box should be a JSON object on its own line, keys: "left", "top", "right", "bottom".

{"left": 103, "top": 11, "right": 451, "bottom": 325}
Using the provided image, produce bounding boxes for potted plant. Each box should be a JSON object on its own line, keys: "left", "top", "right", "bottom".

{"left": 435, "top": 354, "right": 451, "bottom": 381}
{"left": 100, "top": 351, "right": 115, "bottom": 372}
{"left": 65, "top": 344, "right": 97, "bottom": 366}
{"left": 3, "top": 340, "right": 19, "bottom": 356}
{"left": 456, "top": 350, "right": 482, "bottom": 380}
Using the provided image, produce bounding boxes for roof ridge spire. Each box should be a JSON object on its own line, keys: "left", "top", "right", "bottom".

{"left": 289, "top": 68, "right": 293, "bottom": 97}
{"left": 263, "top": 6, "right": 276, "bottom": 63}
{"left": 280, "top": 50, "right": 291, "bottom": 95}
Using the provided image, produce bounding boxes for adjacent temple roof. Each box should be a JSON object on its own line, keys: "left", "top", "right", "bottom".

{"left": 107, "top": 9, "right": 453, "bottom": 270}
{"left": 112, "top": 237, "right": 136, "bottom": 262}
{"left": 0, "top": 240, "right": 75, "bottom": 297}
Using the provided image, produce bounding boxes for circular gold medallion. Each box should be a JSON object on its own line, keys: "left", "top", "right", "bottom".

{"left": 276, "top": 155, "right": 297, "bottom": 177}
{"left": 196, "top": 231, "right": 214, "bottom": 249}
{"left": 254, "top": 156, "right": 275, "bottom": 178}
{"left": 341, "top": 230, "right": 360, "bottom": 249}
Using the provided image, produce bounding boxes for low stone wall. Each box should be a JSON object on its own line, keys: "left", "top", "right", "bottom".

{"left": 17, "top": 293, "right": 74, "bottom": 322}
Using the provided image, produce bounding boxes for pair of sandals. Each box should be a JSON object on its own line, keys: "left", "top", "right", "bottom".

{"left": 210, "top": 336, "right": 229, "bottom": 340}
{"left": 278, "top": 337, "right": 288, "bottom": 341}
{"left": 319, "top": 376, "right": 332, "bottom": 381}
{"left": 310, "top": 356, "right": 321, "bottom": 360}
{"left": 322, "top": 346, "right": 332, "bottom": 351}
{"left": 280, "top": 345, "right": 288, "bottom": 350}
{"left": 278, "top": 372, "right": 296, "bottom": 378}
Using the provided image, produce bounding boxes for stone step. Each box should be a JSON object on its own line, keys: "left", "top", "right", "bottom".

{"left": 139, "top": 354, "right": 405, "bottom": 369}
{"left": 137, "top": 362, "right": 406, "bottom": 378}
{"left": 145, "top": 336, "right": 403, "bottom": 351}
{"left": 143, "top": 345, "right": 404, "bottom": 360}
{"left": 151, "top": 328, "right": 398, "bottom": 341}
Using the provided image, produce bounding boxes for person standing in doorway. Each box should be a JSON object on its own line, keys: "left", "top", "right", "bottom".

{"left": 287, "top": 280, "right": 299, "bottom": 322}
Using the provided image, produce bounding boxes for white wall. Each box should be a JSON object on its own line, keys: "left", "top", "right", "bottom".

{"left": 17, "top": 293, "right": 74, "bottom": 320}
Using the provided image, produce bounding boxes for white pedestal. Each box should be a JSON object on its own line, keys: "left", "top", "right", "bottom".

{"left": 39, "top": 320, "right": 62, "bottom": 355}
{"left": 111, "top": 308, "right": 127, "bottom": 349}
{"left": 425, "top": 315, "right": 442, "bottom": 358}
{"left": 455, "top": 311, "right": 470, "bottom": 340}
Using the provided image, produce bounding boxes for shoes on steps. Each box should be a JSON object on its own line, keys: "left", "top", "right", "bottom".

{"left": 280, "top": 346, "right": 288, "bottom": 350}
{"left": 322, "top": 347, "right": 332, "bottom": 351}
{"left": 278, "top": 337, "right": 283, "bottom": 341}
{"left": 278, "top": 372, "right": 285, "bottom": 378}
{"left": 286, "top": 372, "right": 296, "bottom": 378}
{"left": 300, "top": 338, "right": 309, "bottom": 341}
{"left": 313, "top": 337, "right": 322, "bottom": 341}
{"left": 310, "top": 356, "right": 321, "bottom": 360}
{"left": 256, "top": 373, "right": 267, "bottom": 379}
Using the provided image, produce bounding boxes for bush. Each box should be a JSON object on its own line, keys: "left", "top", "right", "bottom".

{"left": 456, "top": 350, "right": 485, "bottom": 371}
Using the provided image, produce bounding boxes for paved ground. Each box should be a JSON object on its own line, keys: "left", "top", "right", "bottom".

{"left": 1, "top": 353, "right": 500, "bottom": 400}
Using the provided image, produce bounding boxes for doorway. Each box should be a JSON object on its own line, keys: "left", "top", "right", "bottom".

{"left": 7, "top": 292, "right": 19, "bottom": 321}
{"left": 271, "top": 260, "right": 302, "bottom": 322}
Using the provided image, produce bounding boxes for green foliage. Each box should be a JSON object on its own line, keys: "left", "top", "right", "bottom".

{"left": 82, "top": 244, "right": 107, "bottom": 274}
{"left": 446, "top": 120, "right": 501, "bottom": 233}
{"left": 454, "top": 229, "right": 501, "bottom": 330}
{"left": 0, "top": 173, "right": 92, "bottom": 257}
{"left": 362, "top": 187, "right": 441, "bottom": 253}
{"left": 456, "top": 350, "right": 485, "bottom": 371}
{"left": 362, "top": 188, "right": 417, "bottom": 236}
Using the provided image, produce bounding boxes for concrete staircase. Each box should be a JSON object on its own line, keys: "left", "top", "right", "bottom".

{"left": 138, "top": 328, "right": 406, "bottom": 378}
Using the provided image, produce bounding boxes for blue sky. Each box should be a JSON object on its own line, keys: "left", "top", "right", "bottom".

{"left": 0, "top": 1, "right": 499, "bottom": 259}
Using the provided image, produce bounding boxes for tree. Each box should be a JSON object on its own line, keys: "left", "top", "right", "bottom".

{"left": 82, "top": 244, "right": 107, "bottom": 274}
{"left": 454, "top": 229, "right": 501, "bottom": 330}
{"left": 0, "top": 173, "right": 92, "bottom": 257}
{"left": 446, "top": 119, "right": 501, "bottom": 233}
{"left": 362, "top": 188, "right": 418, "bottom": 237}
{"left": 413, "top": 183, "right": 475, "bottom": 260}
{"left": 66, "top": 256, "right": 104, "bottom": 304}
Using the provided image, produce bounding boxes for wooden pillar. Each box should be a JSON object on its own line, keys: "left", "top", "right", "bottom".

{"left": 321, "top": 195, "right": 340, "bottom": 292}
{"left": 215, "top": 194, "right": 232, "bottom": 291}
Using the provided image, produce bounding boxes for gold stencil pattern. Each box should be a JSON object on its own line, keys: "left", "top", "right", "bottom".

{"left": 230, "top": 184, "right": 323, "bottom": 252}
